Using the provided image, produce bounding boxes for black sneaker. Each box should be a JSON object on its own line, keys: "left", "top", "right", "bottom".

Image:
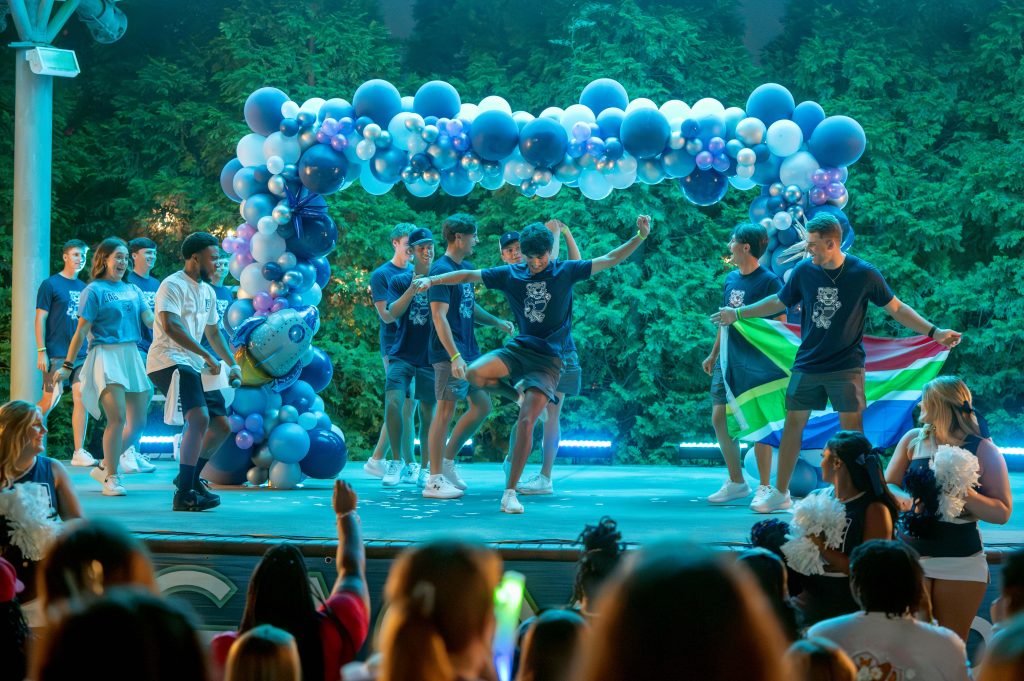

{"left": 172, "top": 488, "right": 220, "bottom": 512}
{"left": 172, "top": 475, "right": 221, "bottom": 505}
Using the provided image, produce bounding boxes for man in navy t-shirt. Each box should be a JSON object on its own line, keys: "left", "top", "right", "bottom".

{"left": 712, "top": 212, "right": 962, "bottom": 513}
{"left": 35, "top": 238, "right": 95, "bottom": 467}
{"left": 127, "top": 237, "right": 161, "bottom": 357}
{"left": 702, "top": 223, "right": 784, "bottom": 508}
{"left": 422, "top": 213, "right": 513, "bottom": 501}
{"left": 424, "top": 215, "right": 653, "bottom": 514}
{"left": 380, "top": 227, "right": 438, "bottom": 489}
{"left": 364, "top": 224, "right": 415, "bottom": 480}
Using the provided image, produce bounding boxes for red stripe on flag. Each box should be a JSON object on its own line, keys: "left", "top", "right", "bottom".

{"left": 779, "top": 323, "right": 946, "bottom": 372}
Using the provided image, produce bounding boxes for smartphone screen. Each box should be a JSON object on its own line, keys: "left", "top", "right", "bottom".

{"left": 492, "top": 570, "right": 526, "bottom": 681}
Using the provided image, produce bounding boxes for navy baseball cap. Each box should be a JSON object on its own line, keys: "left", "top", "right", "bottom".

{"left": 499, "top": 231, "right": 521, "bottom": 249}
{"left": 408, "top": 227, "right": 434, "bottom": 247}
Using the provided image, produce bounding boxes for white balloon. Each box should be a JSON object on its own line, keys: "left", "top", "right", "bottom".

{"left": 457, "top": 103, "right": 479, "bottom": 122}
{"left": 735, "top": 117, "right": 767, "bottom": 146}
{"left": 559, "top": 104, "right": 596, "bottom": 136}
{"left": 578, "top": 169, "right": 612, "bottom": 200}
{"left": 773, "top": 211, "right": 793, "bottom": 230}
{"left": 535, "top": 179, "right": 562, "bottom": 198}
{"left": 766, "top": 120, "right": 803, "bottom": 158}
{"left": 691, "top": 97, "right": 725, "bottom": 117}
{"left": 281, "top": 101, "right": 300, "bottom": 118}
{"left": 625, "top": 98, "right": 658, "bottom": 113}
{"left": 779, "top": 150, "right": 820, "bottom": 189}
{"left": 659, "top": 100, "right": 691, "bottom": 122}
{"left": 539, "top": 106, "right": 564, "bottom": 121}
{"left": 237, "top": 133, "right": 266, "bottom": 167}
{"left": 263, "top": 132, "right": 301, "bottom": 165}
{"left": 478, "top": 96, "right": 512, "bottom": 114}
{"left": 239, "top": 263, "right": 272, "bottom": 296}
{"left": 266, "top": 155, "right": 285, "bottom": 175}
{"left": 257, "top": 216, "right": 278, "bottom": 235}
{"left": 512, "top": 110, "right": 535, "bottom": 132}
{"left": 388, "top": 112, "right": 423, "bottom": 150}
{"left": 300, "top": 97, "right": 326, "bottom": 115}
{"left": 250, "top": 232, "right": 287, "bottom": 263}
{"left": 735, "top": 164, "right": 755, "bottom": 179}
{"left": 729, "top": 175, "right": 757, "bottom": 190}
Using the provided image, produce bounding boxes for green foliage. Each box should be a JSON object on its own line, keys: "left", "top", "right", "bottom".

{"left": 0, "top": 0, "right": 1020, "bottom": 457}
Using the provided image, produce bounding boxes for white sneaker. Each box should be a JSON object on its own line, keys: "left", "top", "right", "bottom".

{"left": 416, "top": 468, "right": 429, "bottom": 488}
{"left": 707, "top": 481, "right": 752, "bottom": 504}
{"left": 131, "top": 447, "right": 156, "bottom": 473}
{"left": 382, "top": 461, "right": 403, "bottom": 487}
{"left": 501, "top": 489, "right": 524, "bottom": 514}
{"left": 70, "top": 448, "right": 97, "bottom": 467}
{"left": 363, "top": 458, "right": 386, "bottom": 479}
{"left": 400, "top": 463, "right": 421, "bottom": 485}
{"left": 422, "top": 475, "right": 464, "bottom": 499}
{"left": 119, "top": 447, "right": 141, "bottom": 474}
{"left": 90, "top": 467, "right": 126, "bottom": 496}
{"left": 750, "top": 487, "right": 792, "bottom": 513}
{"left": 750, "top": 485, "right": 774, "bottom": 508}
{"left": 442, "top": 459, "right": 467, "bottom": 491}
{"left": 517, "top": 474, "right": 553, "bottom": 496}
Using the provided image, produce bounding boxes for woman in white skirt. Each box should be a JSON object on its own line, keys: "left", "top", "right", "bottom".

{"left": 58, "top": 237, "right": 154, "bottom": 497}
{"left": 886, "top": 376, "right": 1012, "bottom": 641}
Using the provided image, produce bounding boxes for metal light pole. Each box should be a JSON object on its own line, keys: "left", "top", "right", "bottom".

{"left": 6, "top": 0, "right": 125, "bottom": 401}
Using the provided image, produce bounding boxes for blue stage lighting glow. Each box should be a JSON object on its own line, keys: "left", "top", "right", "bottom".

{"left": 559, "top": 439, "right": 613, "bottom": 448}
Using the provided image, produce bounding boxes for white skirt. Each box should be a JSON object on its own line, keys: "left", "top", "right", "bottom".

{"left": 80, "top": 342, "right": 152, "bottom": 419}
{"left": 919, "top": 552, "right": 989, "bottom": 583}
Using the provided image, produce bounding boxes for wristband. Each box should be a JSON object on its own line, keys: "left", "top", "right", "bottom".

{"left": 450, "top": 352, "right": 461, "bottom": 363}
{"left": 735, "top": 307, "right": 744, "bottom": 320}
{"left": 927, "top": 325, "right": 937, "bottom": 339}
{"left": 62, "top": 361, "right": 74, "bottom": 371}
{"left": 636, "top": 230, "right": 647, "bottom": 240}
{"left": 37, "top": 347, "right": 47, "bottom": 353}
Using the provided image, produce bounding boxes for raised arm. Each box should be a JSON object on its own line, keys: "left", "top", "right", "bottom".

{"left": 590, "top": 215, "right": 651, "bottom": 275}
{"left": 331, "top": 480, "right": 369, "bottom": 611}
{"left": 425, "top": 269, "right": 484, "bottom": 286}
{"left": 883, "top": 296, "right": 961, "bottom": 347}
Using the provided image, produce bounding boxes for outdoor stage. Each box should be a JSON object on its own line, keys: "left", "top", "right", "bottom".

{"left": 67, "top": 461, "right": 1024, "bottom": 639}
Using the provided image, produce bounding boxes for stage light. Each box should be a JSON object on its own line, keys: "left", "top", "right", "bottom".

{"left": 75, "top": 0, "right": 127, "bottom": 44}
{"left": 679, "top": 441, "right": 748, "bottom": 450}
{"left": 556, "top": 437, "right": 614, "bottom": 464}
{"left": 559, "top": 439, "right": 613, "bottom": 448}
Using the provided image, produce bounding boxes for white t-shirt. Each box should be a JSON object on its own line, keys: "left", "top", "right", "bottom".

{"left": 809, "top": 611, "right": 969, "bottom": 681}
{"left": 146, "top": 270, "right": 219, "bottom": 373}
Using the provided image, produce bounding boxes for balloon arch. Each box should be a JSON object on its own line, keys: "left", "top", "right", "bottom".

{"left": 208, "top": 78, "right": 867, "bottom": 488}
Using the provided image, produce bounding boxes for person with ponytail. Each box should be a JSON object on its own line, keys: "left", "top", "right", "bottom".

{"left": 795, "top": 430, "right": 898, "bottom": 627}
{"left": 378, "top": 540, "right": 502, "bottom": 681}
{"left": 885, "top": 376, "right": 1012, "bottom": 641}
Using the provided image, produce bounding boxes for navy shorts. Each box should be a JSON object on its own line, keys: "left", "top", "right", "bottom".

{"left": 148, "top": 365, "right": 228, "bottom": 418}
{"left": 786, "top": 368, "right": 866, "bottom": 412}
{"left": 385, "top": 358, "right": 436, "bottom": 403}
{"left": 487, "top": 341, "right": 562, "bottom": 402}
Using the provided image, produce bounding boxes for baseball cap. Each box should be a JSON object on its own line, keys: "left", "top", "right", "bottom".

{"left": 408, "top": 227, "right": 434, "bottom": 247}
{"left": 499, "top": 232, "right": 521, "bottom": 249}
{"left": 0, "top": 557, "right": 25, "bottom": 603}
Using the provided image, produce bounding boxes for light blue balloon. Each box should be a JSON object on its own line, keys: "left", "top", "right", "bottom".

{"left": 359, "top": 161, "right": 394, "bottom": 195}
{"left": 232, "top": 387, "right": 269, "bottom": 417}
{"left": 268, "top": 423, "right": 310, "bottom": 463}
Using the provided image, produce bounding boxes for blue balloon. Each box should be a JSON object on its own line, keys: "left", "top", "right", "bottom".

{"left": 603, "top": 138, "right": 624, "bottom": 160}
{"left": 224, "top": 299, "right": 255, "bottom": 335}
{"left": 414, "top": 80, "right": 461, "bottom": 119}
{"left": 751, "top": 154, "right": 783, "bottom": 186}
{"left": 241, "top": 193, "right": 277, "bottom": 225}
{"left": 204, "top": 437, "right": 254, "bottom": 485}
{"left": 311, "top": 257, "right": 331, "bottom": 289}
{"left": 596, "top": 107, "right": 625, "bottom": 139}
{"left": 268, "top": 423, "right": 310, "bottom": 464}
{"left": 319, "top": 98, "right": 354, "bottom": 123}
{"left": 679, "top": 169, "right": 728, "bottom": 206}
{"left": 221, "top": 159, "right": 243, "bottom": 202}
{"left": 297, "top": 145, "right": 349, "bottom": 195}
{"left": 469, "top": 110, "right": 519, "bottom": 162}
{"left": 745, "top": 83, "right": 795, "bottom": 127}
{"left": 298, "top": 347, "right": 333, "bottom": 392}
{"left": 777, "top": 225, "right": 801, "bottom": 247}
{"left": 299, "top": 427, "right": 348, "bottom": 479}
{"left": 440, "top": 167, "right": 475, "bottom": 197}
{"left": 790, "top": 458, "right": 819, "bottom": 498}
{"left": 518, "top": 117, "right": 569, "bottom": 168}
{"left": 636, "top": 157, "right": 665, "bottom": 184}
{"left": 806, "top": 204, "right": 854, "bottom": 247}
{"left": 808, "top": 116, "right": 866, "bottom": 168}
{"left": 281, "top": 379, "right": 317, "bottom": 412}
{"left": 232, "top": 386, "right": 269, "bottom": 417}
{"left": 748, "top": 196, "right": 771, "bottom": 223}
{"left": 244, "top": 87, "right": 289, "bottom": 136}
{"left": 232, "top": 166, "right": 263, "bottom": 200}
{"left": 661, "top": 148, "right": 697, "bottom": 178}
{"left": 792, "top": 101, "right": 826, "bottom": 141}
{"left": 579, "top": 78, "right": 629, "bottom": 115}
{"left": 280, "top": 118, "right": 299, "bottom": 137}
{"left": 680, "top": 118, "right": 701, "bottom": 139}
{"left": 352, "top": 79, "right": 402, "bottom": 127}
{"left": 285, "top": 213, "right": 338, "bottom": 259}
{"left": 620, "top": 108, "right": 670, "bottom": 159}
{"left": 371, "top": 147, "right": 409, "bottom": 184}
{"left": 261, "top": 262, "right": 283, "bottom": 282}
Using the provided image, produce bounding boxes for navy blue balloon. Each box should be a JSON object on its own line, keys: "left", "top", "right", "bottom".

{"left": 280, "top": 118, "right": 300, "bottom": 136}
{"left": 620, "top": 108, "right": 670, "bottom": 159}
{"left": 297, "top": 145, "right": 349, "bottom": 194}
{"left": 319, "top": 98, "right": 354, "bottom": 123}
{"left": 752, "top": 154, "right": 783, "bottom": 185}
{"left": 579, "top": 78, "right": 629, "bottom": 115}
{"left": 298, "top": 346, "right": 333, "bottom": 392}
{"left": 281, "top": 379, "right": 317, "bottom": 413}
{"left": 295, "top": 111, "right": 317, "bottom": 128}
{"left": 221, "top": 159, "right": 243, "bottom": 202}
{"left": 792, "top": 101, "right": 826, "bottom": 141}
{"left": 603, "top": 138, "right": 624, "bottom": 160}
{"left": 752, "top": 143, "right": 771, "bottom": 163}
{"left": 745, "top": 83, "right": 795, "bottom": 127}
{"left": 596, "top": 107, "right": 625, "bottom": 139}
{"left": 261, "top": 262, "right": 283, "bottom": 282}
{"left": 352, "top": 79, "right": 402, "bottom": 127}
{"left": 205, "top": 437, "right": 255, "bottom": 485}
{"left": 808, "top": 116, "right": 866, "bottom": 168}
{"left": 285, "top": 213, "right": 338, "bottom": 259}
{"left": 680, "top": 118, "right": 701, "bottom": 139}
{"left": 291, "top": 261, "right": 317, "bottom": 292}
{"left": 244, "top": 87, "right": 289, "bottom": 136}
{"left": 777, "top": 225, "right": 801, "bottom": 247}
{"left": 371, "top": 147, "right": 410, "bottom": 184}
{"left": 299, "top": 428, "right": 347, "bottom": 479}
{"left": 469, "top": 110, "right": 519, "bottom": 162}
{"left": 679, "top": 169, "right": 728, "bottom": 206}
{"left": 518, "top": 117, "right": 569, "bottom": 168}
{"left": 312, "top": 257, "right": 331, "bottom": 289}
{"left": 241, "top": 194, "right": 276, "bottom": 226}
{"left": 355, "top": 116, "right": 374, "bottom": 134}
{"left": 414, "top": 81, "right": 461, "bottom": 119}
{"left": 806, "top": 204, "right": 854, "bottom": 245}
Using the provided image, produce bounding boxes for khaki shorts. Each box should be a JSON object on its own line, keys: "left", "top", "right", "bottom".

{"left": 44, "top": 358, "right": 83, "bottom": 392}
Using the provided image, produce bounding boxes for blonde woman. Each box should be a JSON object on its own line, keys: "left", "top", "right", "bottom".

{"left": 225, "top": 625, "right": 301, "bottom": 681}
{"left": 58, "top": 237, "right": 154, "bottom": 497}
{"left": 886, "top": 376, "right": 1012, "bottom": 641}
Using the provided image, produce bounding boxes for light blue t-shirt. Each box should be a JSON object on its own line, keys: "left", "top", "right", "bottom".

{"left": 80, "top": 279, "right": 147, "bottom": 346}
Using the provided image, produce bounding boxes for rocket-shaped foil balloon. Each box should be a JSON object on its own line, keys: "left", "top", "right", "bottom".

{"left": 232, "top": 306, "right": 319, "bottom": 391}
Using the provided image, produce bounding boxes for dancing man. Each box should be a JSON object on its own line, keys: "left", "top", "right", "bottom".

{"left": 147, "top": 232, "right": 241, "bottom": 512}
{"left": 423, "top": 215, "right": 652, "bottom": 513}
{"left": 712, "top": 212, "right": 961, "bottom": 513}
{"left": 703, "top": 223, "right": 783, "bottom": 508}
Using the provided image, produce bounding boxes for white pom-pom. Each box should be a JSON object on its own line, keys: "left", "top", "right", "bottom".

{"left": 782, "top": 536, "right": 827, "bottom": 576}
{"left": 931, "top": 444, "right": 980, "bottom": 522}
{"left": 0, "top": 482, "right": 61, "bottom": 560}
{"left": 790, "top": 491, "right": 848, "bottom": 549}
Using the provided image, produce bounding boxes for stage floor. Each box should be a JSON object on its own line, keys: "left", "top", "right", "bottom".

{"left": 68, "top": 461, "right": 1024, "bottom": 550}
